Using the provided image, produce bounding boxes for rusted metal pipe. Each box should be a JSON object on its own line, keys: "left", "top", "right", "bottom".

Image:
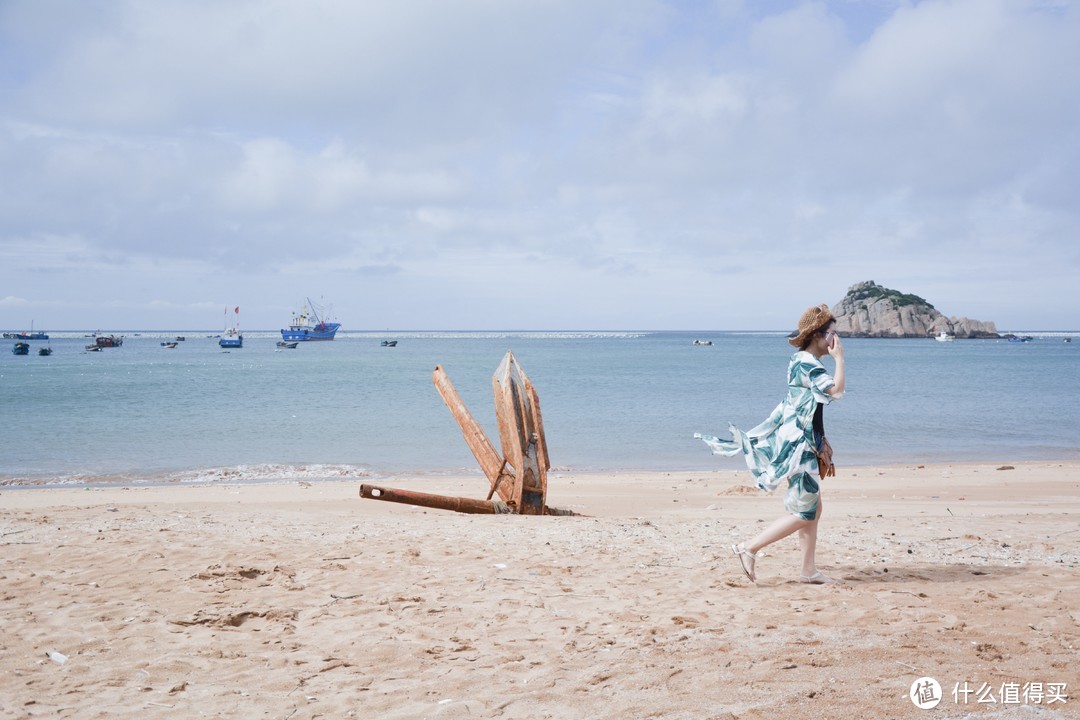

{"left": 359, "top": 484, "right": 511, "bottom": 514}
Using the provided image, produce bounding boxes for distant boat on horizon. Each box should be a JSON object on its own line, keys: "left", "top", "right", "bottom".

{"left": 3, "top": 320, "right": 48, "bottom": 340}
{"left": 281, "top": 298, "right": 340, "bottom": 341}
{"left": 94, "top": 334, "right": 124, "bottom": 348}
{"left": 219, "top": 306, "right": 243, "bottom": 348}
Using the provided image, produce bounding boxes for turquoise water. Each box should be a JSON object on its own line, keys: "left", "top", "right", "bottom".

{"left": 2, "top": 330, "right": 1077, "bottom": 486}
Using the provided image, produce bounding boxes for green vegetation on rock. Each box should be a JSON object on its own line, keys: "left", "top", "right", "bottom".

{"left": 846, "top": 281, "right": 935, "bottom": 311}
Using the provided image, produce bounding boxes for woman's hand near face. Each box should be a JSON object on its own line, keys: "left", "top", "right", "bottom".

{"left": 827, "top": 333, "right": 845, "bottom": 395}
{"left": 828, "top": 333, "right": 844, "bottom": 361}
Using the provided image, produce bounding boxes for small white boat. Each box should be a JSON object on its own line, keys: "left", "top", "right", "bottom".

{"left": 934, "top": 331, "right": 955, "bottom": 342}
{"left": 692, "top": 339, "right": 713, "bottom": 346}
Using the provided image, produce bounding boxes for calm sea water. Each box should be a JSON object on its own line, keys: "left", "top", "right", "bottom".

{"left": 2, "top": 330, "right": 1078, "bottom": 486}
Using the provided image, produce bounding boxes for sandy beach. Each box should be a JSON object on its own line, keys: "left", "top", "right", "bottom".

{"left": 1, "top": 462, "right": 1077, "bottom": 719}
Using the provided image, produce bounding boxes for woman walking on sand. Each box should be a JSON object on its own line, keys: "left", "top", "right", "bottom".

{"left": 695, "top": 304, "right": 846, "bottom": 584}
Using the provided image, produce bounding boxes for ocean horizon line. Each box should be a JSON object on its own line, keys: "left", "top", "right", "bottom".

{"left": 8, "top": 327, "right": 1079, "bottom": 336}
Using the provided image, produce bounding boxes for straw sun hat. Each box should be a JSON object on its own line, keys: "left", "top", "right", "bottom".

{"left": 788, "top": 304, "right": 836, "bottom": 348}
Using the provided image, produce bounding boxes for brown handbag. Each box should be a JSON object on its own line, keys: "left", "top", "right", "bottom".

{"left": 816, "top": 437, "right": 836, "bottom": 480}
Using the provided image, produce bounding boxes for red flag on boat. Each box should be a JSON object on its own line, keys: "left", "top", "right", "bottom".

{"left": 234, "top": 306, "right": 240, "bottom": 314}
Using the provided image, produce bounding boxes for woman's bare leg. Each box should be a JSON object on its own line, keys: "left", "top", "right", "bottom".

{"left": 739, "top": 498, "right": 824, "bottom": 581}
{"left": 739, "top": 514, "right": 811, "bottom": 581}
{"left": 798, "top": 498, "right": 822, "bottom": 577}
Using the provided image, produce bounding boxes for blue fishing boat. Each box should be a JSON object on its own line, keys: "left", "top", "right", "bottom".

{"left": 12, "top": 342, "right": 30, "bottom": 355}
{"left": 3, "top": 321, "right": 48, "bottom": 340}
{"left": 281, "top": 298, "right": 340, "bottom": 341}
{"left": 219, "top": 332, "right": 242, "bottom": 348}
{"left": 219, "top": 306, "right": 243, "bottom": 348}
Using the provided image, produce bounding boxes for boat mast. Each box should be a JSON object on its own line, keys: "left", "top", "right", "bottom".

{"left": 307, "top": 297, "right": 322, "bottom": 326}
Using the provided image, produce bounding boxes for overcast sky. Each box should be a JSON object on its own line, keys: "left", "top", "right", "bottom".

{"left": 1, "top": 0, "right": 1077, "bottom": 332}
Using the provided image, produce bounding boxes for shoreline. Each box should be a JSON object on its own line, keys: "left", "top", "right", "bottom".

{"left": 6, "top": 459, "right": 1080, "bottom": 492}
{"left": 4, "top": 457, "right": 1080, "bottom": 492}
{"left": 2, "top": 461, "right": 1076, "bottom": 719}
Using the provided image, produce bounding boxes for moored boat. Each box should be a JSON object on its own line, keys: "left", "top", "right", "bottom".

{"left": 161, "top": 341, "right": 178, "bottom": 348}
{"left": 38, "top": 346, "right": 52, "bottom": 356}
{"left": 276, "top": 340, "right": 299, "bottom": 349}
{"left": 934, "top": 330, "right": 955, "bottom": 342}
{"left": 95, "top": 335, "right": 124, "bottom": 348}
{"left": 281, "top": 298, "right": 340, "bottom": 341}
{"left": 4, "top": 321, "right": 48, "bottom": 340}
{"left": 12, "top": 342, "right": 30, "bottom": 355}
{"left": 219, "top": 306, "right": 243, "bottom": 348}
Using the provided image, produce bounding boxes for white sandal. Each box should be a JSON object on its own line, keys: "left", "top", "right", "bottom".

{"left": 731, "top": 543, "right": 758, "bottom": 582}
{"left": 798, "top": 571, "right": 836, "bottom": 584}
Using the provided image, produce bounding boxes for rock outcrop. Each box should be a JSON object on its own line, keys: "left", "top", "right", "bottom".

{"left": 832, "top": 281, "right": 998, "bottom": 339}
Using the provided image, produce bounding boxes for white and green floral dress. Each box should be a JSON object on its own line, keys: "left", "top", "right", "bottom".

{"left": 695, "top": 351, "right": 839, "bottom": 520}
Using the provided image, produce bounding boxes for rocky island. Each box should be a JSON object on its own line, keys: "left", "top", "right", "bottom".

{"left": 832, "top": 280, "right": 999, "bottom": 339}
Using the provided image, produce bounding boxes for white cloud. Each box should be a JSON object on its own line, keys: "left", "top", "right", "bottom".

{"left": 0, "top": 0, "right": 1078, "bottom": 331}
